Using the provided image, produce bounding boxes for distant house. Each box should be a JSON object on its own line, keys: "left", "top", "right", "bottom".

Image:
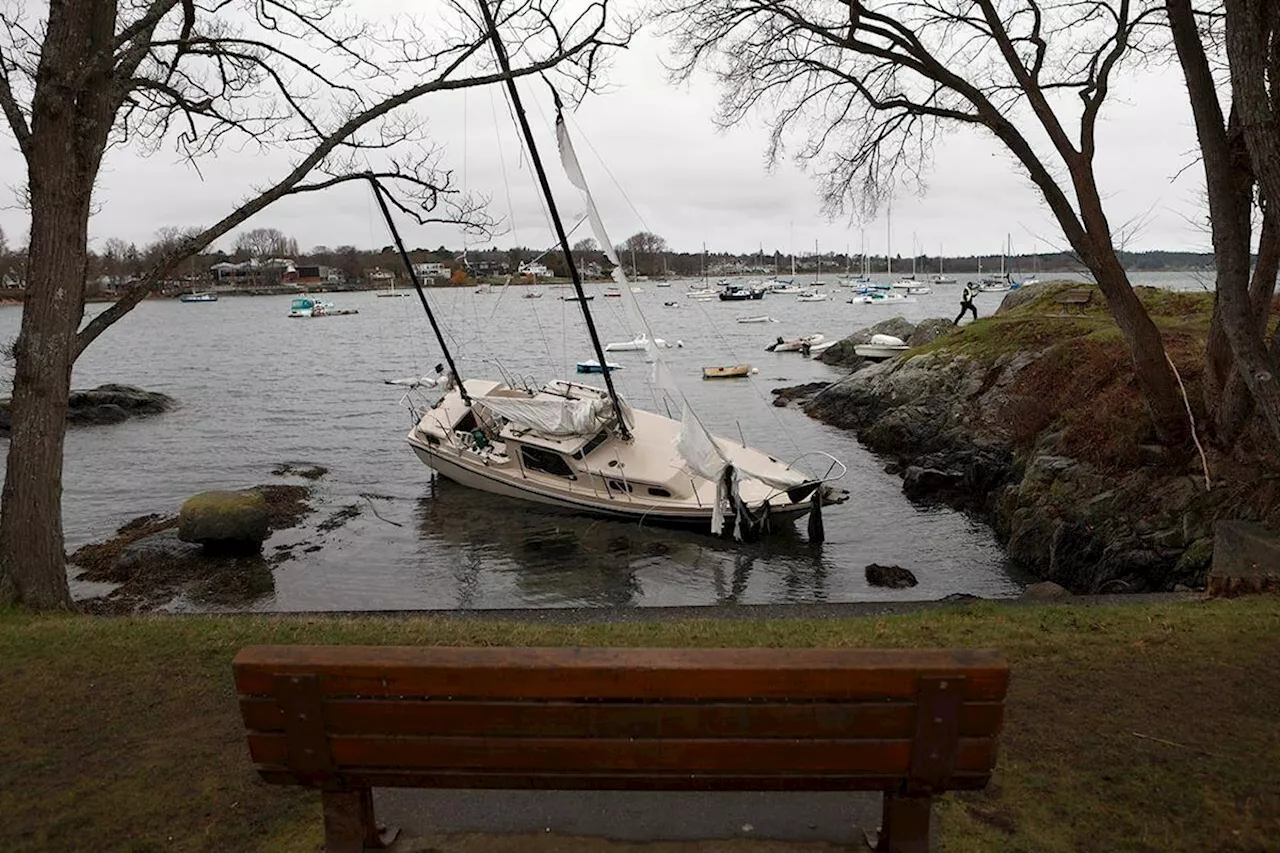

{"left": 411, "top": 262, "right": 448, "bottom": 281}
{"left": 286, "top": 265, "right": 342, "bottom": 288}
{"left": 366, "top": 267, "right": 395, "bottom": 286}
{"left": 518, "top": 261, "right": 552, "bottom": 278}
{"left": 211, "top": 258, "right": 295, "bottom": 291}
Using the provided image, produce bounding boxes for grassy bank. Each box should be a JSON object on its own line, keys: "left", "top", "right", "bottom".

{"left": 2, "top": 598, "right": 1278, "bottom": 852}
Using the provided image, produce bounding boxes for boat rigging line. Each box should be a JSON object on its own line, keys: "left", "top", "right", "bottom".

{"left": 364, "top": 173, "right": 472, "bottom": 407}
{"left": 477, "top": 0, "right": 631, "bottom": 440}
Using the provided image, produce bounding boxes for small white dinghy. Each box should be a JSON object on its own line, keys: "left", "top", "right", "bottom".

{"left": 853, "top": 334, "right": 911, "bottom": 361}
{"left": 576, "top": 359, "right": 624, "bottom": 374}
{"left": 737, "top": 315, "right": 777, "bottom": 324}
{"left": 802, "top": 339, "right": 838, "bottom": 357}
{"left": 604, "top": 334, "right": 682, "bottom": 351}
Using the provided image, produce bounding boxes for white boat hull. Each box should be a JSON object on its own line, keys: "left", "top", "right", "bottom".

{"left": 411, "top": 442, "right": 812, "bottom": 525}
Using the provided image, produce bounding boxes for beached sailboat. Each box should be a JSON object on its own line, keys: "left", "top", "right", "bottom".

{"left": 386, "top": 9, "right": 846, "bottom": 538}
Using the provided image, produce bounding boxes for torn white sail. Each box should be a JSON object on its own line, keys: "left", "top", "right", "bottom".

{"left": 557, "top": 110, "right": 808, "bottom": 533}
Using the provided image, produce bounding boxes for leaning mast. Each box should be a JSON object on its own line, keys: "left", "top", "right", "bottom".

{"left": 477, "top": 0, "right": 630, "bottom": 439}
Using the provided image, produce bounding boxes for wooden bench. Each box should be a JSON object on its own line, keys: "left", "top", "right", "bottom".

{"left": 1053, "top": 288, "right": 1095, "bottom": 313}
{"left": 234, "top": 646, "right": 1009, "bottom": 853}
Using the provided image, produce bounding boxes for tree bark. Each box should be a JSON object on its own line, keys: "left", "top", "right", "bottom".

{"left": 0, "top": 0, "right": 117, "bottom": 608}
{"left": 1216, "top": 201, "right": 1280, "bottom": 442}
{"left": 1168, "top": 0, "right": 1280, "bottom": 451}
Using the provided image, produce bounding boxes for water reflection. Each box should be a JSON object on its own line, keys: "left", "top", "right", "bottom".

{"left": 414, "top": 478, "right": 832, "bottom": 607}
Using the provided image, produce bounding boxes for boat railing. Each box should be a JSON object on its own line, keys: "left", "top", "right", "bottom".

{"left": 784, "top": 450, "right": 849, "bottom": 488}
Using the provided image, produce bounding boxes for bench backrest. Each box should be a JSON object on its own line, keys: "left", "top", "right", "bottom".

{"left": 234, "top": 646, "right": 1008, "bottom": 794}
{"left": 1056, "top": 289, "right": 1094, "bottom": 303}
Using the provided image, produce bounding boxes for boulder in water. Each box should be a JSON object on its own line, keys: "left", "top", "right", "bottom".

{"left": 865, "top": 563, "right": 919, "bottom": 589}
{"left": 178, "top": 490, "right": 269, "bottom": 552}
{"left": 0, "top": 383, "right": 174, "bottom": 435}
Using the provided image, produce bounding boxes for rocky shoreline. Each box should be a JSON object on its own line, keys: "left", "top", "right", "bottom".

{"left": 777, "top": 282, "right": 1280, "bottom": 594}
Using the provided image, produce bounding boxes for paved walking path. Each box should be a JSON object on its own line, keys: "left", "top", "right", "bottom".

{"left": 377, "top": 789, "right": 883, "bottom": 850}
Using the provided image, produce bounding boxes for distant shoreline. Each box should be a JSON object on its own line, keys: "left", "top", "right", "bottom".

{"left": 0, "top": 268, "right": 1220, "bottom": 306}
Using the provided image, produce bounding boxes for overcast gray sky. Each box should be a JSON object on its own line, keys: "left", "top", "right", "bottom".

{"left": 0, "top": 25, "right": 1208, "bottom": 259}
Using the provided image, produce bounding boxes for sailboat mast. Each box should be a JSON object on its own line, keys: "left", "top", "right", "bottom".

{"left": 367, "top": 176, "right": 471, "bottom": 406}
{"left": 477, "top": 0, "right": 629, "bottom": 437}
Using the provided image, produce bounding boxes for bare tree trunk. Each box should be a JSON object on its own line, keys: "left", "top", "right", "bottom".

{"left": 0, "top": 0, "right": 114, "bottom": 608}
{"left": 1084, "top": 237, "right": 1190, "bottom": 444}
{"left": 1216, "top": 202, "right": 1280, "bottom": 441}
{"left": 1168, "top": 0, "right": 1280, "bottom": 451}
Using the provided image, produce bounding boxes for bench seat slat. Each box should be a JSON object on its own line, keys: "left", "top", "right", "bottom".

{"left": 233, "top": 646, "right": 1009, "bottom": 702}
{"left": 239, "top": 698, "right": 1004, "bottom": 740}
{"left": 246, "top": 733, "right": 997, "bottom": 774}
{"left": 256, "top": 768, "right": 995, "bottom": 792}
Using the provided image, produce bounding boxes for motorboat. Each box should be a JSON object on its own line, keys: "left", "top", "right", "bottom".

{"left": 848, "top": 291, "right": 913, "bottom": 304}
{"left": 796, "top": 291, "right": 829, "bottom": 302}
{"left": 718, "top": 284, "right": 765, "bottom": 301}
{"left": 702, "top": 365, "right": 754, "bottom": 379}
{"left": 562, "top": 294, "right": 595, "bottom": 302}
{"left": 288, "top": 296, "right": 358, "bottom": 317}
{"left": 576, "top": 359, "right": 624, "bottom": 374}
{"left": 853, "top": 334, "right": 911, "bottom": 360}
{"left": 179, "top": 292, "right": 217, "bottom": 302}
{"left": 523, "top": 290, "right": 543, "bottom": 299}
{"left": 767, "top": 334, "right": 825, "bottom": 353}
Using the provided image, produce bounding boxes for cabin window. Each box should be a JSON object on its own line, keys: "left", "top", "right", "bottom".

{"left": 521, "top": 446, "right": 575, "bottom": 479}
{"left": 572, "top": 430, "right": 609, "bottom": 460}
{"left": 647, "top": 486, "right": 672, "bottom": 498}
{"left": 606, "top": 479, "right": 632, "bottom": 493}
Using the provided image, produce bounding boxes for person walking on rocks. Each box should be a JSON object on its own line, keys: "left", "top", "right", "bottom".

{"left": 954, "top": 282, "right": 978, "bottom": 325}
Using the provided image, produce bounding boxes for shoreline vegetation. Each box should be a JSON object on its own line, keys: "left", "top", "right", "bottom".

{"left": 776, "top": 280, "right": 1280, "bottom": 594}
{"left": 1, "top": 596, "right": 1277, "bottom": 852}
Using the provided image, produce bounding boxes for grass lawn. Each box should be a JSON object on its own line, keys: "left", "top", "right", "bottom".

{"left": 2, "top": 597, "right": 1278, "bottom": 852}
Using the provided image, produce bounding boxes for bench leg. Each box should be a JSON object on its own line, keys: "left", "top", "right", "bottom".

{"left": 321, "top": 788, "right": 399, "bottom": 852}
{"left": 867, "top": 791, "right": 932, "bottom": 853}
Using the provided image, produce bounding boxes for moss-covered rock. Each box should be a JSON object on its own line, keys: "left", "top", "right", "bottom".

{"left": 178, "top": 490, "right": 269, "bottom": 551}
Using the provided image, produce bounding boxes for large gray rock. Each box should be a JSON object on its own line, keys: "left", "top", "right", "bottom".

{"left": 906, "top": 318, "right": 956, "bottom": 348}
{"left": 178, "top": 489, "right": 269, "bottom": 551}
{"left": 114, "top": 529, "right": 202, "bottom": 571}
{"left": 1021, "top": 581, "right": 1069, "bottom": 600}
{"left": 0, "top": 383, "right": 174, "bottom": 435}
{"left": 865, "top": 563, "right": 919, "bottom": 589}
{"left": 1208, "top": 521, "right": 1280, "bottom": 596}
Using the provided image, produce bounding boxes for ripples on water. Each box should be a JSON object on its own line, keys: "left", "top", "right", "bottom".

{"left": 3, "top": 272, "right": 1206, "bottom": 610}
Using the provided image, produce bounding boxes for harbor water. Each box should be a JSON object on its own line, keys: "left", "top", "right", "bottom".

{"left": 0, "top": 271, "right": 1202, "bottom": 611}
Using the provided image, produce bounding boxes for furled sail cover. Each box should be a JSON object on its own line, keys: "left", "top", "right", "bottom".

{"left": 475, "top": 397, "right": 609, "bottom": 437}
